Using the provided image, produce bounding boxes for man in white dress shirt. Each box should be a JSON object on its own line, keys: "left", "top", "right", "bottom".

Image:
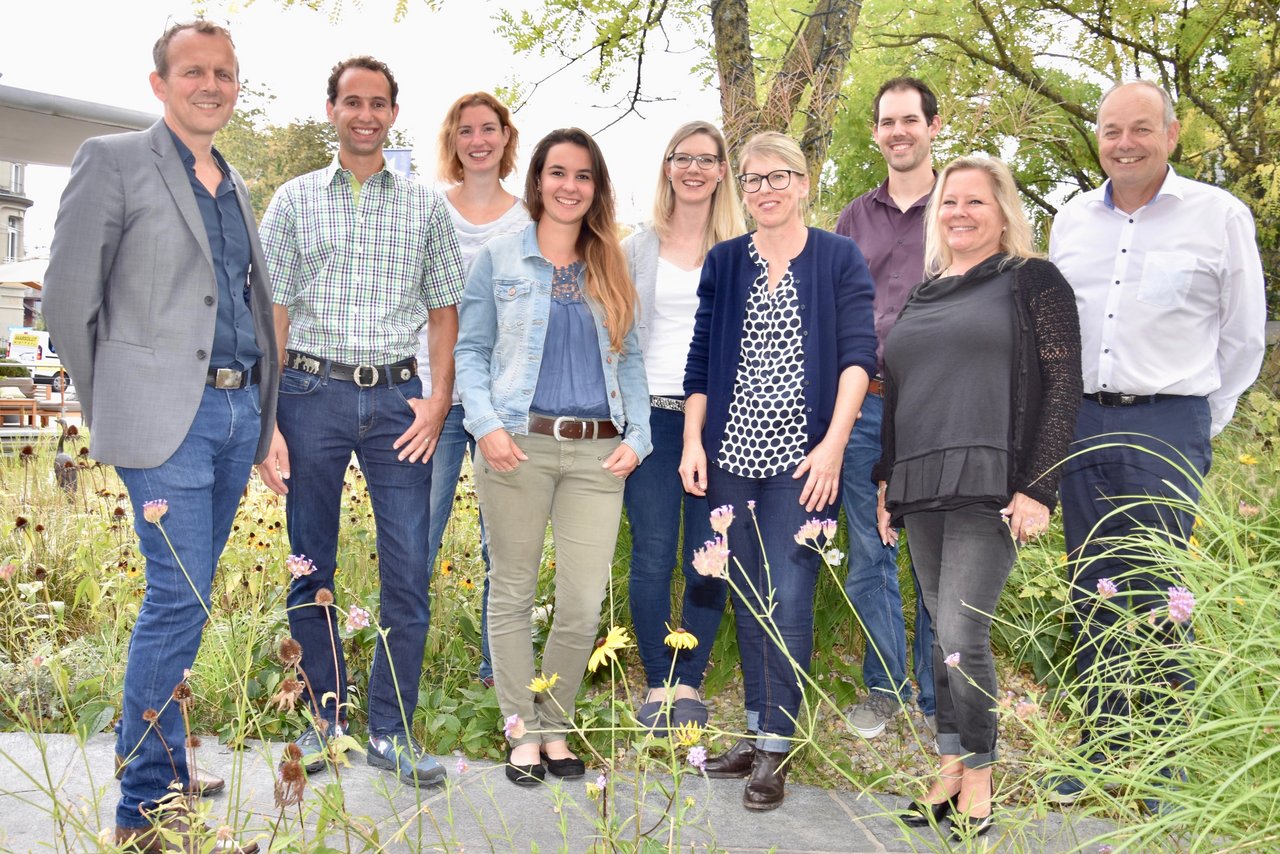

{"left": 1047, "top": 80, "right": 1265, "bottom": 803}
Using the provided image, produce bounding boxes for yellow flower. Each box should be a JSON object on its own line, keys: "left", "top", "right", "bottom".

{"left": 663, "top": 624, "right": 698, "bottom": 650}
{"left": 587, "top": 625, "right": 632, "bottom": 673}
{"left": 585, "top": 782, "right": 601, "bottom": 800}
{"left": 671, "top": 721, "right": 703, "bottom": 747}
{"left": 460, "top": 577, "right": 476, "bottom": 591}
{"left": 527, "top": 672, "right": 560, "bottom": 693}
{"left": 1238, "top": 454, "right": 1258, "bottom": 466}
{"left": 439, "top": 560, "right": 452, "bottom": 576}
{"left": 683, "top": 796, "right": 696, "bottom": 809}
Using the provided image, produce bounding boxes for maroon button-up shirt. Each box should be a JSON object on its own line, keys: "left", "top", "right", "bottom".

{"left": 833, "top": 178, "right": 932, "bottom": 375}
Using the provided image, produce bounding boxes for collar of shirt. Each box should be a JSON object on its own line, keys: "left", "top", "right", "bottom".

{"left": 1099, "top": 164, "right": 1185, "bottom": 210}
{"left": 323, "top": 156, "right": 392, "bottom": 191}
{"left": 166, "top": 126, "right": 234, "bottom": 193}
{"left": 868, "top": 174, "right": 933, "bottom": 211}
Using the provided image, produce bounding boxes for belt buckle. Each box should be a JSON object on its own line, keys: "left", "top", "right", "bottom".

{"left": 552, "top": 416, "right": 597, "bottom": 441}
{"left": 214, "top": 368, "right": 243, "bottom": 389}
{"left": 354, "top": 365, "right": 378, "bottom": 388}
{"left": 293, "top": 354, "right": 322, "bottom": 375}
{"left": 1119, "top": 393, "right": 1136, "bottom": 405}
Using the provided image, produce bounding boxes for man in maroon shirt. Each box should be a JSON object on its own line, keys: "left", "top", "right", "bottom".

{"left": 834, "top": 77, "right": 941, "bottom": 739}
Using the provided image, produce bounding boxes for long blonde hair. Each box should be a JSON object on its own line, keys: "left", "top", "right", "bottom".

{"left": 525, "top": 128, "right": 635, "bottom": 353}
{"left": 651, "top": 121, "right": 746, "bottom": 260}
{"left": 923, "top": 156, "right": 1040, "bottom": 276}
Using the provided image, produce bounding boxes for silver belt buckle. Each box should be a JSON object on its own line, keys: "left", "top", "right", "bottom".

{"left": 1119, "top": 393, "right": 1136, "bottom": 405}
{"left": 552, "top": 416, "right": 597, "bottom": 441}
{"left": 354, "top": 365, "right": 379, "bottom": 387}
{"left": 292, "top": 354, "right": 322, "bottom": 374}
{"left": 214, "top": 368, "right": 243, "bottom": 389}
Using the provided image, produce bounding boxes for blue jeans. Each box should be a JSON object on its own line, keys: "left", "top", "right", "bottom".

{"left": 425, "top": 405, "right": 493, "bottom": 680}
{"left": 624, "top": 406, "right": 726, "bottom": 690}
{"left": 114, "top": 384, "right": 261, "bottom": 829}
{"left": 1060, "top": 397, "right": 1208, "bottom": 751}
{"left": 278, "top": 369, "right": 434, "bottom": 737}
{"left": 840, "top": 393, "right": 935, "bottom": 715}
{"left": 708, "top": 464, "right": 822, "bottom": 752}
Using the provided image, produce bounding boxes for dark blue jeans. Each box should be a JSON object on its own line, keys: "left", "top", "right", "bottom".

{"left": 1060, "top": 396, "right": 1209, "bottom": 751}
{"left": 624, "top": 406, "right": 726, "bottom": 690}
{"left": 840, "top": 392, "right": 935, "bottom": 715}
{"left": 708, "top": 463, "right": 822, "bottom": 751}
{"left": 115, "top": 384, "right": 261, "bottom": 829}
{"left": 426, "top": 404, "right": 493, "bottom": 680}
{"left": 278, "top": 368, "right": 434, "bottom": 737}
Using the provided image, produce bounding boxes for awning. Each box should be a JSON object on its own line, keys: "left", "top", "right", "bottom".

{"left": 0, "top": 84, "right": 156, "bottom": 167}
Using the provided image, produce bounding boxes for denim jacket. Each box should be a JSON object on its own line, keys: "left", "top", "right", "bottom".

{"left": 455, "top": 223, "right": 652, "bottom": 462}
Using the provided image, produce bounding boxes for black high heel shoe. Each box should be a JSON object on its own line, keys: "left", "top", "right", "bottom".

{"left": 949, "top": 808, "right": 995, "bottom": 840}
{"left": 505, "top": 747, "right": 546, "bottom": 787}
{"left": 900, "top": 793, "right": 958, "bottom": 827}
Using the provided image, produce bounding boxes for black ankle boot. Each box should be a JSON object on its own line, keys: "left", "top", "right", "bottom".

{"left": 742, "top": 749, "right": 790, "bottom": 811}
{"left": 704, "top": 736, "right": 757, "bottom": 779}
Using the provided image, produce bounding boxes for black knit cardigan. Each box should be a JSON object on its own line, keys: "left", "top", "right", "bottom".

{"left": 873, "top": 255, "right": 1083, "bottom": 516}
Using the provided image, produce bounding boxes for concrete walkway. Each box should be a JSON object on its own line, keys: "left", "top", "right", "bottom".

{"left": 0, "top": 732, "right": 1114, "bottom": 852}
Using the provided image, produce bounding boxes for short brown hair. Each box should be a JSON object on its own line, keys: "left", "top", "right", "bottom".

{"left": 153, "top": 20, "right": 236, "bottom": 79}
{"left": 437, "top": 92, "right": 519, "bottom": 184}
{"left": 327, "top": 56, "right": 398, "bottom": 107}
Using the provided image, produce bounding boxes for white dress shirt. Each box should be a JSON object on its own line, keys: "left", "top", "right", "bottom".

{"left": 1049, "top": 167, "right": 1266, "bottom": 435}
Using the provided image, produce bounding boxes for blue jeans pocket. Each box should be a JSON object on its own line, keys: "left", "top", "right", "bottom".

{"left": 280, "top": 367, "right": 322, "bottom": 396}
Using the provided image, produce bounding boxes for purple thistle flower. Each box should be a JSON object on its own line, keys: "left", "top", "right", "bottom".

{"left": 596, "top": 772, "right": 608, "bottom": 788}
{"left": 747, "top": 499, "right": 756, "bottom": 511}
{"left": 1096, "top": 577, "right": 1118, "bottom": 599}
{"left": 687, "top": 745, "right": 707, "bottom": 771}
{"left": 455, "top": 757, "right": 469, "bottom": 774}
{"left": 944, "top": 652, "right": 961, "bottom": 668}
{"left": 710, "top": 505, "right": 735, "bottom": 535}
{"left": 286, "top": 554, "right": 316, "bottom": 580}
{"left": 142, "top": 499, "right": 168, "bottom": 524}
{"left": 1167, "top": 586, "right": 1196, "bottom": 623}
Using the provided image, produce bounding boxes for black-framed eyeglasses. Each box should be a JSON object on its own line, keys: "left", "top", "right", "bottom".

{"left": 737, "top": 169, "right": 805, "bottom": 193}
{"left": 667, "top": 153, "right": 722, "bottom": 170}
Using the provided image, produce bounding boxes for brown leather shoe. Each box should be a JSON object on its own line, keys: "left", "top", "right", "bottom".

{"left": 703, "top": 737, "right": 757, "bottom": 779}
{"left": 113, "top": 816, "right": 258, "bottom": 853}
{"left": 114, "top": 754, "right": 225, "bottom": 797}
{"left": 742, "top": 748, "right": 790, "bottom": 811}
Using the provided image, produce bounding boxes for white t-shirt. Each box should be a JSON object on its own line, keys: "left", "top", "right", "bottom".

{"left": 418, "top": 195, "right": 531, "bottom": 399}
{"left": 645, "top": 257, "right": 702, "bottom": 396}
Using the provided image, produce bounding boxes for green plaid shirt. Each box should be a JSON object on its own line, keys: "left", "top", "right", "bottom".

{"left": 261, "top": 159, "right": 464, "bottom": 364}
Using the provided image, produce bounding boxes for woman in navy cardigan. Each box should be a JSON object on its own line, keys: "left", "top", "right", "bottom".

{"left": 680, "top": 132, "right": 877, "bottom": 811}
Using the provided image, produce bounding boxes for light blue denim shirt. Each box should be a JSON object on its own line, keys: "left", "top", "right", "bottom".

{"left": 455, "top": 223, "right": 652, "bottom": 462}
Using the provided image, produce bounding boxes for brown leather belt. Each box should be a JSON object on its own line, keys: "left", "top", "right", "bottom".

{"left": 528, "top": 414, "right": 620, "bottom": 441}
{"left": 868, "top": 377, "right": 884, "bottom": 397}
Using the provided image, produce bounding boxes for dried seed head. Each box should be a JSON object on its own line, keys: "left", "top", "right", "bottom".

{"left": 186, "top": 735, "right": 202, "bottom": 749}
{"left": 172, "top": 682, "right": 193, "bottom": 708}
{"left": 142, "top": 708, "right": 159, "bottom": 723}
{"left": 278, "top": 638, "right": 303, "bottom": 668}
{"left": 283, "top": 742, "right": 302, "bottom": 761}
{"left": 315, "top": 589, "right": 335, "bottom": 607}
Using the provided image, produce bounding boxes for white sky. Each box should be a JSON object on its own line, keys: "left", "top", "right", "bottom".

{"left": 4, "top": 0, "right": 721, "bottom": 253}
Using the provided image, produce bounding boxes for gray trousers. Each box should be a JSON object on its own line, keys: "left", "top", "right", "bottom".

{"left": 903, "top": 501, "right": 1016, "bottom": 768}
{"left": 474, "top": 431, "right": 626, "bottom": 747}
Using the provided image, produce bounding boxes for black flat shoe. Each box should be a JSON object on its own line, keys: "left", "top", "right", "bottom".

{"left": 950, "top": 809, "right": 995, "bottom": 840}
{"left": 742, "top": 749, "right": 790, "bottom": 811}
{"left": 505, "top": 748, "right": 546, "bottom": 787}
{"left": 901, "top": 794, "right": 958, "bottom": 827}
{"left": 541, "top": 750, "right": 586, "bottom": 779}
{"left": 704, "top": 737, "right": 757, "bottom": 779}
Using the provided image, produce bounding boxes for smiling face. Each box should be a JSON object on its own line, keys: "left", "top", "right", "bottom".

{"left": 740, "top": 153, "right": 808, "bottom": 229}
{"left": 149, "top": 29, "right": 240, "bottom": 147}
{"left": 664, "top": 131, "right": 726, "bottom": 207}
{"left": 937, "top": 167, "right": 1006, "bottom": 266}
{"left": 873, "top": 87, "right": 940, "bottom": 175}
{"left": 1097, "top": 83, "right": 1179, "bottom": 209}
{"left": 326, "top": 66, "right": 398, "bottom": 161}
{"left": 538, "top": 142, "right": 595, "bottom": 227}
{"left": 455, "top": 103, "right": 510, "bottom": 178}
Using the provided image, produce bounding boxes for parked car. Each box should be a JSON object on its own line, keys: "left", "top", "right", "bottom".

{"left": 5, "top": 328, "right": 70, "bottom": 391}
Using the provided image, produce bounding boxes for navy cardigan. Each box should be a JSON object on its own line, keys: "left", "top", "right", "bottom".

{"left": 684, "top": 228, "right": 878, "bottom": 465}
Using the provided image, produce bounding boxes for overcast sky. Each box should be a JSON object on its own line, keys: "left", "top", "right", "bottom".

{"left": 4, "top": 0, "right": 721, "bottom": 253}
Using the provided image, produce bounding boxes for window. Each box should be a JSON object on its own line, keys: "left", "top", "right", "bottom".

{"left": 9, "top": 164, "right": 24, "bottom": 195}
{"left": 5, "top": 217, "right": 17, "bottom": 262}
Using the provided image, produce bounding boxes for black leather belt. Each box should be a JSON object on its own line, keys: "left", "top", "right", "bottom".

{"left": 528, "top": 414, "right": 620, "bottom": 440}
{"left": 650, "top": 396, "right": 685, "bottom": 413}
{"left": 206, "top": 365, "right": 260, "bottom": 389}
{"left": 1084, "top": 391, "right": 1183, "bottom": 407}
{"left": 286, "top": 350, "right": 417, "bottom": 387}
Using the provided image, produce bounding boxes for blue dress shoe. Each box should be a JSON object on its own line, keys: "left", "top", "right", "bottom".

{"left": 367, "top": 733, "right": 447, "bottom": 787}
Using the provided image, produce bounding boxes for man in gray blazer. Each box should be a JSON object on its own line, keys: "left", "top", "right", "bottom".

{"left": 43, "top": 20, "right": 273, "bottom": 853}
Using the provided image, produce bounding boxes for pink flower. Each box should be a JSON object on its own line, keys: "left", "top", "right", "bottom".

{"left": 31, "top": 655, "right": 44, "bottom": 667}
{"left": 455, "top": 757, "right": 469, "bottom": 774}
{"left": 0, "top": 563, "right": 15, "bottom": 582}
{"left": 821, "top": 519, "right": 837, "bottom": 540}
{"left": 596, "top": 772, "right": 608, "bottom": 788}
{"left": 1238, "top": 501, "right": 1261, "bottom": 518}
{"left": 286, "top": 555, "right": 316, "bottom": 580}
{"left": 1014, "top": 698, "right": 1039, "bottom": 719}
{"left": 687, "top": 745, "right": 707, "bottom": 770}
{"left": 1167, "top": 586, "right": 1196, "bottom": 623}
{"left": 692, "top": 537, "right": 730, "bottom": 579}
{"left": 794, "top": 519, "right": 823, "bottom": 545}
{"left": 1096, "top": 578, "right": 1118, "bottom": 599}
{"left": 504, "top": 714, "right": 526, "bottom": 739}
{"left": 345, "top": 605, "right": 371, "bottom": 632}
{"left": 710, "top": 505, "right": 734, "bottom": 535}
{"left": 944, "top": 652, "right": 961, "bottom": 668}
{"left": 142, "top": 499, "right": 168, "bottom": 524}
{"left": 747, "top": 500, "right": 756, "bottom": 511}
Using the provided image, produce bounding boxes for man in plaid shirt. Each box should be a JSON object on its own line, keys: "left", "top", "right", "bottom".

{"left": 258, "top": 55, "right": 464, "bottom": 787}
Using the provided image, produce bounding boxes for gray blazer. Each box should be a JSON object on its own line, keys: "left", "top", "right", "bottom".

{"left": 622, "top": 222, "right": 661, "bottom": 357}
{"left": 43, "top": 121, "right": 280, "bottom": 468}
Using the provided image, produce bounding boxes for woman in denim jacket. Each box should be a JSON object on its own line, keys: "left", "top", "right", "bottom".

{"left": 455, "top": 128, "right": 651, "bottom": 787}
{"left": 623, "top": 121, "right": 745, "bottom": 734}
